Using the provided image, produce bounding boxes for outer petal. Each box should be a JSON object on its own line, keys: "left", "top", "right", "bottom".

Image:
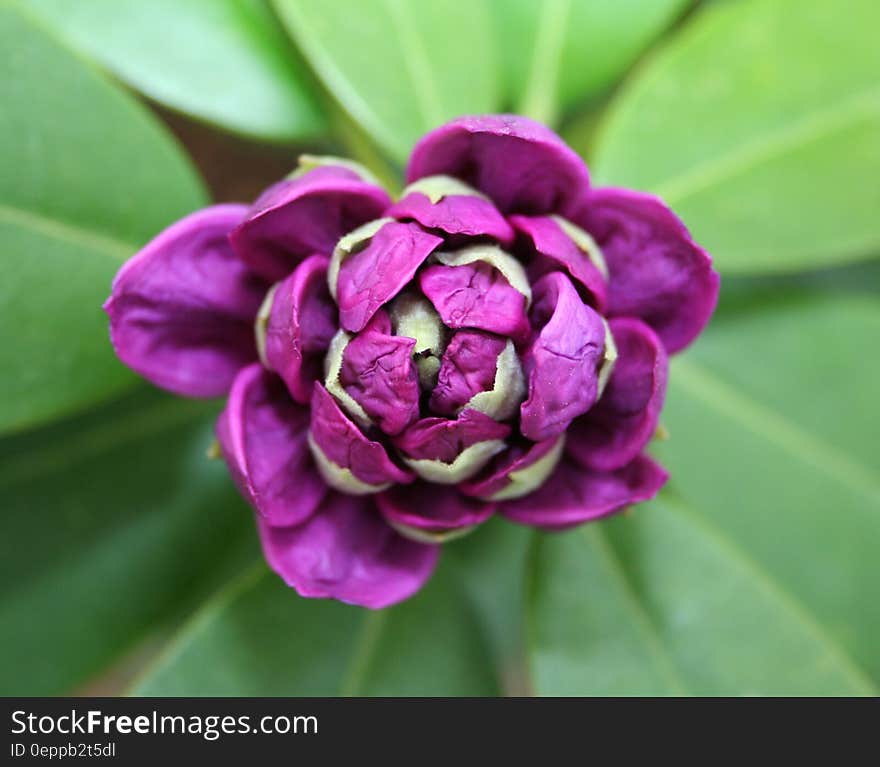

{"left": 576, "top": 188, "right": 719, "bottom": 353}
{"left": 501, "top": 456, "right": 668, "bottom": 529}
{"left": 339, "top": 311, "right": 420, "bottom": 435}
{"left": 406, "top": 115, "right": 590, "bottom": 215}
{"left": 257, "top": 493, "right": 439, "bottom": 609}
{"left": 519, "top": 272, "right": 606, "bottom": 441}
{"left": 309, "top": 383, "right": 413, "bottom": 492}
{"left": 336, "top": 221, "right": 443, "bottom": 332}
{"left": 230, "top": 165, "right": 391, "bottom": 281}
{"left": 261, "top": 254, "right": 336, "bottom": 404}
{"left": 377, "top": 483, "right": 495, "bottom": 535}
{"left": 216, "top": 364, "right": 327, "bottom": 527}
{"left": 567, "top": 318, "right": 668, "bottom": 472}
{"left": 105, "top": 204, "right": 266, "bottom": 398}
{"left": 510, "top": 214, "right": 608, "bottom": 311}
{"left": 420, "top": 255, "right": 531, "bottom": 341}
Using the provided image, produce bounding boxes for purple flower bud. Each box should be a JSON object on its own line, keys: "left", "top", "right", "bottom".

{"left": 105, "top": 115, "right": 718, "bottom": 607}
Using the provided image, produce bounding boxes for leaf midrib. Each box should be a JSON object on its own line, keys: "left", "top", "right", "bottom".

{"left": 647, "top": 86, "right": 880, "bottom": 204}
{"left": 519, "top": 0, "right": 569, "bottom": 125}
{"left": 0, "top": 202, "right": 135, "bottom": 261}
{"left": 673, "top": 358, "right": 880, "bottom": 502}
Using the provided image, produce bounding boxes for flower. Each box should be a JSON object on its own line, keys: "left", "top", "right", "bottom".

{"left": 104, "top": 115, "right": 719, "bottom": 608}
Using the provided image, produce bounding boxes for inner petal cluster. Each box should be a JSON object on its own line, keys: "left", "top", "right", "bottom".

{"left": 256, "top": 174, "right": 616, "bottom": 540}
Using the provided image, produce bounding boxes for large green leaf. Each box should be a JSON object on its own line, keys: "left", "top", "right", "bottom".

{"left": 593, "top": 0, "right": 880, "bottom": 274}
{"left": 529, "top": 504, "right": 874, "bottom": 696}
{"left": 21, "top": 0, "right": 325, "bottom": 142}
{"left": 135, "top": 559, "right": 499, "bottom": 696}
{"left": 492, "top": 0, "right": 688, "bottom": 124}
{"left": 0, "top": 388, "right": 254, "bottom": 695}
{"left": 0, "top": 3, "right": 207, "bottom": 434}
{"left": 445, "top": 518, "right": 533, "bottom": 694}
{"left": 272, "top": 0, "right": 499, "bottom": 162}
{"left": 529, "top": 293, "right": 880, "bottom": 694}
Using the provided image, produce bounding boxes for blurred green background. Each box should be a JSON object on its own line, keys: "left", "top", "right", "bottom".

{"left": 1, "top": 0, "right": 878, "bottom": 696}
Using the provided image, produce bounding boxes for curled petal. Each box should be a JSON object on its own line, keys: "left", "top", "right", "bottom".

{"left": 568, "top": 318, "right": 668, "bottom": 472}
{"left": 105, "top": 204, "right": 266, "bottom": 398}
{"left": 334, "top": 221, "right": 443, "bottom": 332}
{"left": 216, "top": 364, "right": 326, "bottom": 527}
{"left": 260, "top": 254, "right": 336, "bottom": 404}
{"left": 339, "top": 311, "right": 420, "bottom": 436}
{"left": 230, "top": 164, "right": 391, "bottom": 281}
{"left": 501, "top": 456, "right": 668, "bottom": 529}
{"left": 459, "top": 435, "right": 565, "bottom": 501}
{"left": 389, "top": 290, "right": 448, "bottom": 389}
{"left": 377, "top": 483, "right": 495, "bottom": 537}
{"left": 257, "top": 493, "right": 439, "bottom": 609}
{"left": 430, "top": 331, "right": 524, "bottom": 422}
{"left": 309, "top": 384, "right": 413, "bottom": 494}
{"left": 420, "top": 246, "right": 531, "bottom": 342}
{"left": 519, "top": 272, "right": 607, "bottom": 441}
{"left": 394, "top": 409, "right": 510, "bottom": 484}
{"left": 406, "top": 114, "right": 590, "bottom": 215}
{"left": 576, "top": 188, "right": 719, "bottom": 354}
{"left": 388, "top": 175, "right": 514, "bottom": 245}
{"left": 510, "top": 214, "right": 608, "bottom": 311}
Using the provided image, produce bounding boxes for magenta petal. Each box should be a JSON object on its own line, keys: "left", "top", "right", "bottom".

{"left": 568, "top": 318, "right": 668, "bottom": 472}
{"left": 459, "top": 437, "right": 560, "bottom": 498}
{"left": 520, "top": 272, "right": 606, "bottom": 441}
{"left": 394, "top": 409, "right": 511, "bottom": 463}
{"left": 576, "top": 188, "right": 719, "bottom": 354}
{"left": 387, "top": 191, "right": 514, "bottom": 246}
{"left": 257, "top": 493, "right": 439, "bottom": 608}
{"left": 377, "top": 483, "right": 495, "bottom": 532}
{"left": 406, "top": 115, "right": 590, "bottom": 215}
{"left": 216, "top": 364, "right": 327, "bottom": 527}
{"left": 340, "top": 311, "right": 420, "bottom": 435}
{"left": 310, "top": 384, "right": 413, "bottom": 486}
{"left": 501, "top": 456, "right": 668, "bottom": 529}
{"left": 419, "top": 260, "right": 530, "bottom": 341}
{"left": 230, "top": 166, "right": 391, "bottom": 282}
{"left": 429, "top": 330, "right": 507, "bottom": 416}
{"left": 510, "top": 214, "right": 607, "bottom": 311}
{"left": 264, "top": 254, "right": 336, "bottom": 404}
{"left": 337, "top": 222, "right": 443, "bottom": 332}
{"left": 105, "top": 204, "right": 266, "bottom": 398}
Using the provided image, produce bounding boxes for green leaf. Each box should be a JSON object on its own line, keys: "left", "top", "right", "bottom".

{"left": 0, "top": 3, "right": 207, "bottom": 434}
{"left": 445, "top": 518, "right": 533, "bottom": 694}
{"left": 135, "top": 559, "right": 499, "bottom": 696}
{"left": 21, "top": 0, "right": 325, "bottom": 143}
{"left": 0, "top": 388, "right": 254, "bottom": 695}
{"left": 593, "top": 0, "right": 880, "bottom": 274}
{"left": 529, "top": 505, "right": 874, "bottom": 696}
{"left": 493, "top": 0, "right": 688, "bottom": 125}
{"left": 528, "top": 293, "right": 880, "bottom": 695}
{"left": 657, "top": 295, "right": 880, "bottom": 675}
{"left": 272, "top": 0, "right": 500, "bottom": 162}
